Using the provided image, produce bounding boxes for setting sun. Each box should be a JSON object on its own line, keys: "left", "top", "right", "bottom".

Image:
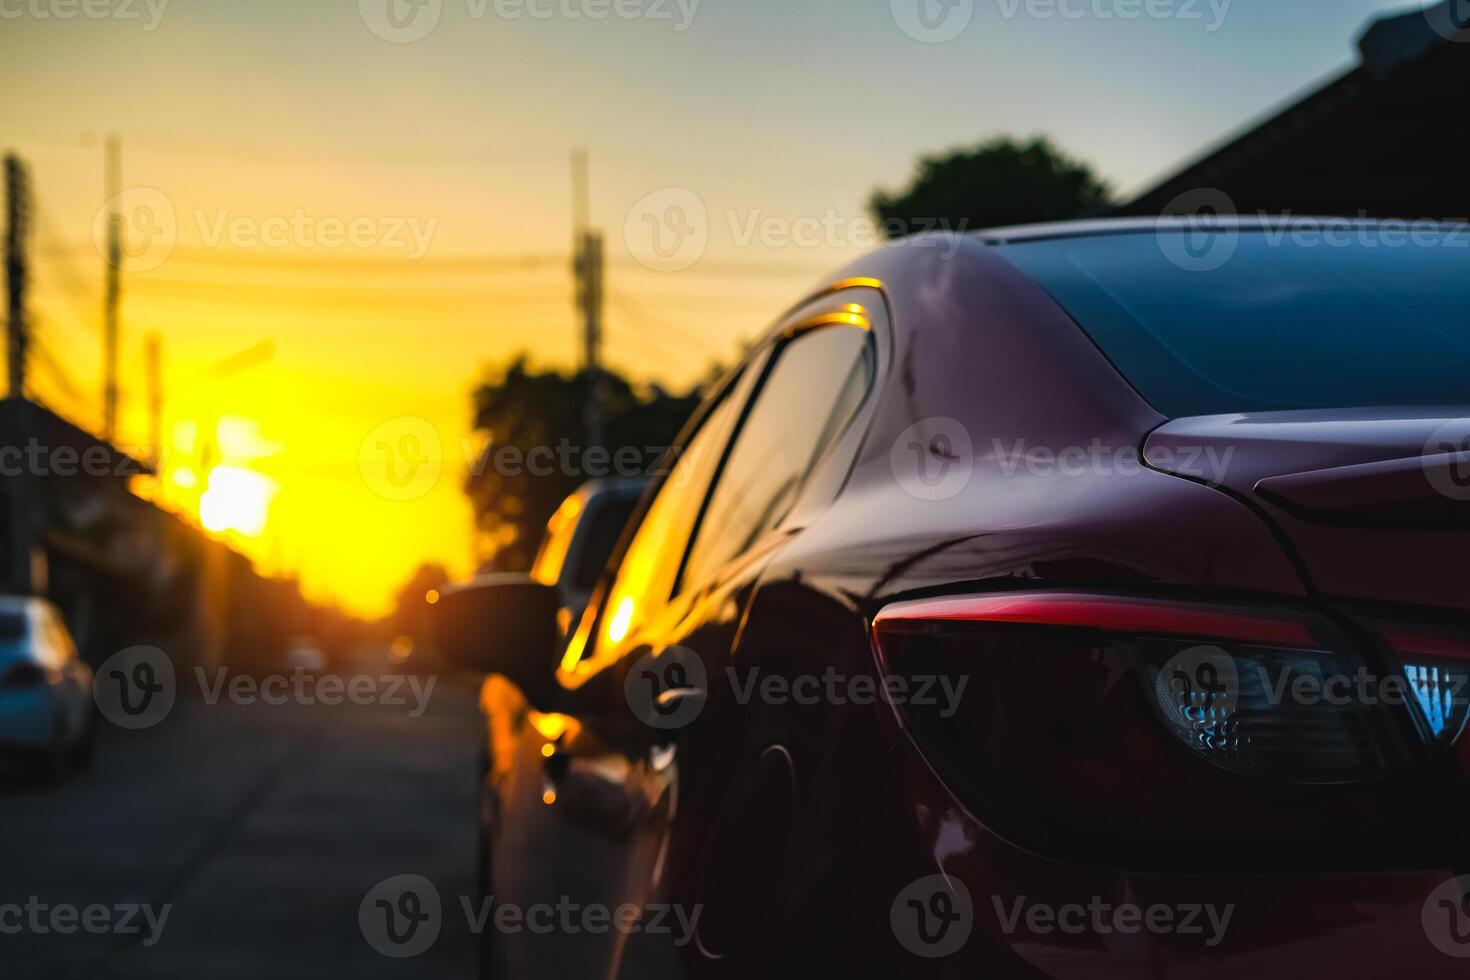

{"left": 198, "top": 465, "right": 276, "bottom": 537}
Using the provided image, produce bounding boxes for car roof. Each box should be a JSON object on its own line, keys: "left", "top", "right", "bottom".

{"left": 974, "top": 214, "right": 1470, "bottom": 245}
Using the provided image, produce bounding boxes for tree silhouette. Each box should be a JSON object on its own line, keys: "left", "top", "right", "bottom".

{"left": 870, "top": 136, "right": 1113, "bottom": 236}
{"left": 464, "top": 357, "right": 710, "bottom": 572}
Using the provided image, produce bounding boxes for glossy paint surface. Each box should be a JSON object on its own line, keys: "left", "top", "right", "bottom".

{"left": 471, "top": 228, "right": 1470, "bottom": 978}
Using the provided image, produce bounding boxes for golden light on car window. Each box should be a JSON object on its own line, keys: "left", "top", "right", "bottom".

{"left": 605, "top": 599, "right": 635, "bottom": 643}
{"left": 528, "top": 712, "right": 574, "bottom": 741}
{"left": 606, "top": 596, "right": 636, "bottom": 644}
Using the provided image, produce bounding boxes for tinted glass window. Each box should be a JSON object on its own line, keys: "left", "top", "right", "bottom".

{"left": 999, "top": 229, "right": 1470, "bottom": 417}
{"left": 680, "top": 326, "right": 873, "bottom": 590}
{"left": 593, "top": 387, "right": 745, "bottom": 652}
{"left": 0, "top": 612, "right": 28, "bottom": 666}
{"left": 570, "top": 493, "right": 641, "bottom": 591}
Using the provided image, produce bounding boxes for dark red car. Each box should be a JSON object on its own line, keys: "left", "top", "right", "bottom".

{"left": 436, "top": 217, "right": 1470, "bottom": 978}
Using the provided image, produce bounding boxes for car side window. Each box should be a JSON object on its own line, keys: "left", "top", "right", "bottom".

{"left": 569, "top": 494, "right": 640, "bottom": 591}
{"left": 587, "top": 378, "right": 748, "bottom": 654}
{"left": 679, "top": 325, "right": 874, "bottom": 592}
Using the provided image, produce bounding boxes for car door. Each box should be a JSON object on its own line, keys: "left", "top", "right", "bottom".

{"left": 503, "top": 287, "right": 886, "bottom": 979}
{"left": 653, "top": 298, "right": 886, "bottom": 975}
{"left": 592, "top": 289, "right": 889, "bottom": 977}
{"left": 485, "top": 359, "right": 764, "bottom": 979}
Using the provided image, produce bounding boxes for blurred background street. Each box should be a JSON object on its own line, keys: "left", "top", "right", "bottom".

{"left": 5, "top": 0, "right": 1470, "bottom": 976}
{"left": 0, "top": 659, "right": 480, "bottom": 979}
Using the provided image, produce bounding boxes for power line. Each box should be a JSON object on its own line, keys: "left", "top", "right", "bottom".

{"left": 608, "top": 256, "right": 832, "bottom": 277}
{"left": 608, "top": 290, "right": 738, "bottom": 357}
{"left": 126, "top": 272, "right": 572, "bottom": 299}
{"left": 29, "top": 275, "right": 97, "bottom": 347}
{"left": 29, "top": 208, "right": 103, "bottom": 359}
{"left": 30, "top": 333, "right": 91, "bottom": 410}
{"left": 38, "top": 244, "right": 834, "bottom": 278}
{"left": 27, "top": 327, "right": 100, "bottom": 432}
{"left": 123, "top": 283, "right": 576, "bottom": 314}
{"left": 612, "top": 288, "right": 788, "bottom": 307}
{"left": 39, "top": 245, "right": 570, "bottom": 274}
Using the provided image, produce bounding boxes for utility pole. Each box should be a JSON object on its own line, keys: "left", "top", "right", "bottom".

{"left": 578, "top": 230, "right": 604, "bottom": 377}
{"left": 571, "top": 150, "right": 605, "bottom": 447}
{"left": 145, "top": 331, "right": 162, "bottom": 473}
{"left": 4, "top": 154, "right": 35, "bottom": 593}
{"left": 103, "top": 134, "right": 121, "bottom": 444}
{"left": 5, "top": 155, "right": 29, "bottom": 398}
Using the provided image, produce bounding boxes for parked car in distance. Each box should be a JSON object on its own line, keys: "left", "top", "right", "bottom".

{"left": 0, "top": 596, "right": 95, "bottom": 780}
{"left": 285, "top": 635, "right": 327, "bottom": 674}
{"left": 528, "top": 478, "right": 650, "bottom": 644}
{"left": 437, "top": 219, "right": 1470, "bottom": 978}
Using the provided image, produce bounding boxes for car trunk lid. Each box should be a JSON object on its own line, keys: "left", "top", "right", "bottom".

{"left": 1143, "top": 408, "right": 1470, "bottom": 612}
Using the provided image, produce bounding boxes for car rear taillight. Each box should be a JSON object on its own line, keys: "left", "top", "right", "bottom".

{"left": 0, "top": 662, "right": 47, "bottom": 689}
{"left": 1365, "top": 620, "right": 1470, "bottom": 744}
{"left": 872, "top": 592, "right": 1453, "bottom": 873}
{"left": 1137, "top": 639, "right": 1391, "bottom": 782}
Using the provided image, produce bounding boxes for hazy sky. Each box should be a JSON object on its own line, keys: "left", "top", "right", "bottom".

{"left": 0, "top": 0, "right": 1425, "bottom": 614}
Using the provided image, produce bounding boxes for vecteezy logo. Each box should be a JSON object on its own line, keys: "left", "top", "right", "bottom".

{"left": 623, "top": 188, "right": 709, "bottom": 272}
{"left": 93, "top": 646, "right": 176, "bottom": 730}
{"left": 1423, "top": 420, "right": 1470, "bottom": 502}
{"left": 359, "top": 874, "right": 442, "bottom": 958}
{"left": 92, "top": 187, "right": 177, "bottom": 274}
{"left": 1155, "top": 644, "right": 1240, "bottom": 740}
{"left": 1423, "top": 875, "right": 1470, "bottom": 957}
{"left": 890, "top": 0, "right": 974, "bottom": 43}
{"left": 1156, "top": 188, "right": 1238, "bottom": 272}
{"left": 625, "top": 646, "right": 707, "bottom": 730}
{"left": 358, "top": 416, "right": 443, "bottom": 501}
{"left": 360, "top": 0, "right": 442, "bottom": 42}
{"left": 1426, "top": 0, "right": 1470, "bottom": 42}
{"left": 890, "top": 417, "right": 973, "bottom": 501}
{"left": 890, "top": 875, "right": 973, "bottom": 958}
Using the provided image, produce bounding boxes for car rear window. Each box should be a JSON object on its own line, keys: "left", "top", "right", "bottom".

{"left": 998, "top": 228, "right": 1470, "bottom": 417}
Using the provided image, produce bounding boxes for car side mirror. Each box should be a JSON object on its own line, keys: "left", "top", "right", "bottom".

{"left": 432, "top": 574, "right": 562, "bottom": 711}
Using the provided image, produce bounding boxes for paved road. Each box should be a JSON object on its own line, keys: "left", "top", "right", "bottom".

{"left": 0, "top": 669, "right": 483, "bottom": 979}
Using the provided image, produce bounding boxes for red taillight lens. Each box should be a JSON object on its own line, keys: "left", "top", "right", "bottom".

{"left": 873, "top": 592, "right": 1452, "bottom": 873}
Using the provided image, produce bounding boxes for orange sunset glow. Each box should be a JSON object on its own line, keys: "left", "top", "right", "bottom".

{"left": 2, "top": 1, "right": 1409, "bottom": 615}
